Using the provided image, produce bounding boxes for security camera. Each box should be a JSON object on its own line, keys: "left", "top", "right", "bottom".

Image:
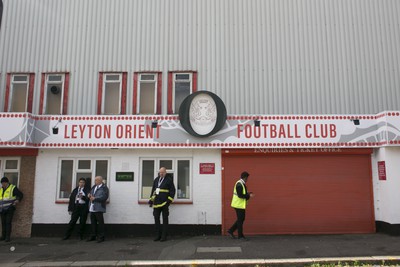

{"left": 50, "top": 86, "right": 60, "bottom": 94}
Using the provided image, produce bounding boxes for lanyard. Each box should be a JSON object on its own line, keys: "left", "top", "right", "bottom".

{"left": 158, "top": 177, "right": 164, "bottom": 187}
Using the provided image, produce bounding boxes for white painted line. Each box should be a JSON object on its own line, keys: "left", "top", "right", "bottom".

{"left": 197, "top": 247, "right": 242, "bottom": 253}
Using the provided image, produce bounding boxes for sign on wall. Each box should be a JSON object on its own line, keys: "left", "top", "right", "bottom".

{"left": 115, "top": 172, "right": 134, "bottom": 182}
{"left": 378, "top": 161, "right": 387, "bottom": 181}
{"left": 200, "top": 163, "right": 215, "bottom": 174}
{"left": 0, "top": 111, "right": 399, "bottom": 149}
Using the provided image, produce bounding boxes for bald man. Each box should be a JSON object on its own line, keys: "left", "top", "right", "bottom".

{"left": 87, "top": 176, "right": 109, "bottom": 243}
{"left": 149, "top": 167, "right": 176, "bottom": 242}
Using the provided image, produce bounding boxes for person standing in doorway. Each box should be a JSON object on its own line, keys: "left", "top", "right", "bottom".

{"left": 227, "top": 171, "right": 254, "bottom": 240}
{"left": 0, "top": 176, "right": 23, "bottom": 242}
{"left": 87, "top": 176, "right": 109, "bottom": 243}
{"left": 63, "top": 178, "right": 90, "bottom": 240}
{"left": 148, "top": 167, "right": 175, "bottom": 242}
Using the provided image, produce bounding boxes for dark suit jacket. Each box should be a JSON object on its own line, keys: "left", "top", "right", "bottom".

{"left": 68, "top": 187, "right": 90, "bottom": 212}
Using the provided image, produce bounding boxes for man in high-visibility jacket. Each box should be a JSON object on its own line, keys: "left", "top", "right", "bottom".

{"left": 227, "top": 171, "right": 254, "bottom": 240}
{"left": 0, "top": 176, "right": 23, "bottom": 242}
{"left": 148, "top": 167, "right": 175, "bottom": 242}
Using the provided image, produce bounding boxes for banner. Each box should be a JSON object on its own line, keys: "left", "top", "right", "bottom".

{"left": 0, "top": 112, "right": 399, "bottom": 148}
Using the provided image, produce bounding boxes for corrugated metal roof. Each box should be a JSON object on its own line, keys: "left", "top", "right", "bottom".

{"left": 0, "top": 0, "right": 399, "bottom": 115}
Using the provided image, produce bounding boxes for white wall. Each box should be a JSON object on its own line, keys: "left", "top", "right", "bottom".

{"left": 372, "top": 147, "right": 400, "bottom": 223}
{"left": 33, "top": 148, "right": 222, "bottom": 225}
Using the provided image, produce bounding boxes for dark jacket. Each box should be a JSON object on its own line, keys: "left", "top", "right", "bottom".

{"left": 149, "top": 174, "right": 176, "bottom": 208}
{"left": 236, "top": 181, "right": 250, "bottom": 200}
{"left": 68, "top": 186, "right": 90, "bottom": 212}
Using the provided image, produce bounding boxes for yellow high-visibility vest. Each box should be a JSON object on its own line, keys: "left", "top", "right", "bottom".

{"left": 231, "top": 180, "right": 246, "bottom": 209}
{"left": 0, "top": 184, "right": 16, "bottom": 212}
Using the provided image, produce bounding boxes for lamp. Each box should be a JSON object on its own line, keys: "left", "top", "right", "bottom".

{"left": 351, "top": 119, "right": 360, "bottom": 126}
{"left": 254, "top": 120, "right": 260, "bottom": 127}
{"left": 152, "top": 120, "right": 158, "bottom": 129}
{"left": 52, "top": 118, "right": 62, "bottom": 135}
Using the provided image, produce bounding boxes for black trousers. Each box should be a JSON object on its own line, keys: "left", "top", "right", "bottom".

{"left": 1, "top": 208, "right": 15, "bottom": 239}
{"left": 90, "top": 212, "right": 105, "bottom": 240}
{"left": 153, "top": 205, "right": 169, "bottom": 239}
{"left": 65, "top": 204, "right": 88, "bottom": 238}
{"left": 229, "top": 208, "right": 246, "bottom": 238}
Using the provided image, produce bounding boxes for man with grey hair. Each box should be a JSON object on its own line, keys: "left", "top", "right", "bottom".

{"left": 86, "top": 176, "right": 109, "bottom": 243}
{"left": 149, "top": 167, "right": 175, "bottom": 242}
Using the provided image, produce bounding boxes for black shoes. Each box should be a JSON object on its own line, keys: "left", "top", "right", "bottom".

{"left": 154, "top": 237, "right": 167, "bottom": 242}
{"left": 96, "top": 238, "right": 104, "bottom": 243}
{"left": 238, "top": 236, "right": 249, "bottom": 241}
{"left": 86, "top": 236, "right": 96, "bottom": 242}
{"left": 62, "top": 236, "right": 70, "bottom": 240}
{"left": 227, "top": 230, "right": 236, "bottom": 239}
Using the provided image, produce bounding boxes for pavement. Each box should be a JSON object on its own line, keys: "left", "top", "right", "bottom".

{"left": 1, "top": 233, "right": 400, "bottom": 266}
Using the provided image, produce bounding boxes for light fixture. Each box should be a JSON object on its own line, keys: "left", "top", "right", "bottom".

{"left": 52, "top": 118, "right": 62, "bottom": 135}
{"left": 351, "top": 119, "right": 360, "bottom": 126}
{"left": 254, "top": 120, "right": 260, "bottom": 127}
{"left": 152, "top": 120, "right": 158, "bottom": 129}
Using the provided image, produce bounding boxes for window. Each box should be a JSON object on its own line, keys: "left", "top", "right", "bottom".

{"left": 40, "top": 73, "right": 69, "bottom": 115}
{"left": 4, "top": 73, "right": 35, "bottom": 112}
{"left": 168, "top": 72, "right": 197, "bottom": 114}
{"left": 97, "top": 72, "right": 127, "bottom": 115}
{"left": 57, "top": 158, "right": 110, "bottom": 200}
{"left": 133, "top": 72, "right": 162, "bottom": 114}
{"left": 139, "top": 158, "right": 192, "bottom": 202}
{"left": 0, "top": 158, "right": 20, "bottom": 186}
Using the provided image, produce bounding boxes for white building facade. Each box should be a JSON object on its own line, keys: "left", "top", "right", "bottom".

{"left": 0, "top": 0, "right": 399, "bottom": 237}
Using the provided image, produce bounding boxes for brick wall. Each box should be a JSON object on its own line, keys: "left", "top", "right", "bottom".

{"left": 12, "top": 156, "right": 36, "bottom": 237}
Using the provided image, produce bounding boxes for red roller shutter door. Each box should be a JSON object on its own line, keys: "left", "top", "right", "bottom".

{"left": 222, "top": 150, "right": 375, "bottom": 234}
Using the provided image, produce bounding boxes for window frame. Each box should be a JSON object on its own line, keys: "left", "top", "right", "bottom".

{"left": 97, "top": 72, "right": 127, "bottom": 115}
{"left": 138, "top": 157, "right": 193, "bottom": 203}
{"left": 133, "top": 72, "right": 162, "bottom": 114}
{"left": 39, "top": 72, "right": 70, "bottom": 115}
{"left": 0, "top": 157, "right": 20, "bottom": 187}
{"left": 167, "top": 71, "right": 197, "bottom": 114}
{"left": 56, "top": 158, "right": 110, "bottom": 202}
{"left": 4, "top": 73, "right": 35, "bottom": 113}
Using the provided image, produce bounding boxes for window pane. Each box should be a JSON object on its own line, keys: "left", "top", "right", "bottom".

{"left": 104, "top": 82, "right": 120, "bottom": 114}
{"left": 175, "top": 74, "right": 190, "bottom": 80}
{"left": 11, "top": 83, "right": 28, "bottom": 112}
{"left": 177, "top": 160, "right": 190, "bottom": 199}
{"left": 159, "top": 160, "right": 173, "bottom": 170}
{"left": 140, "top": 74, "right": 155, "bottom": 81}
{"left": 105, "top": 74, "right": 120, "bottom": 81}
{"left": 3, "top": 172, "right": 18, "bottom": 186}
{"left": 78, "top": 160, "right": 91, "bottom": 169}
{"left": 141, "top": 160, "right": 155, "bottom": 199}
{"left": 59, "top": 160, "right": 73, "bottom": 198}
{"left": 174, "top": 81, "right": 190, "bottom": 113}
{"left": 139, "top": 82, "right": 156, "bottom": 114}
{"left": 13, "top": 75, "right": 28, "bottom": 82}
{"left": 48, "top": 75, "right": 62, "bottom": 82}
{"left": 5, "top": 160, "right": 18, "bottom": 169}
{"left": 95, "top": 160, "right": 108, "bottom": 185}
{"left": 46, "top": 84, "right": 62, "bottom": 114}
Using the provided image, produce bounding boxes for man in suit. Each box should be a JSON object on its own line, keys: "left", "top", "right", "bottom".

{"left": 86, "top": 176, "right": 109, "bottom": 243}
{"left": 63, "top": 178, "right": 90, "bottom": 240}
{"left": 148, "top": 167, "right": 175, "bottom": 242}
